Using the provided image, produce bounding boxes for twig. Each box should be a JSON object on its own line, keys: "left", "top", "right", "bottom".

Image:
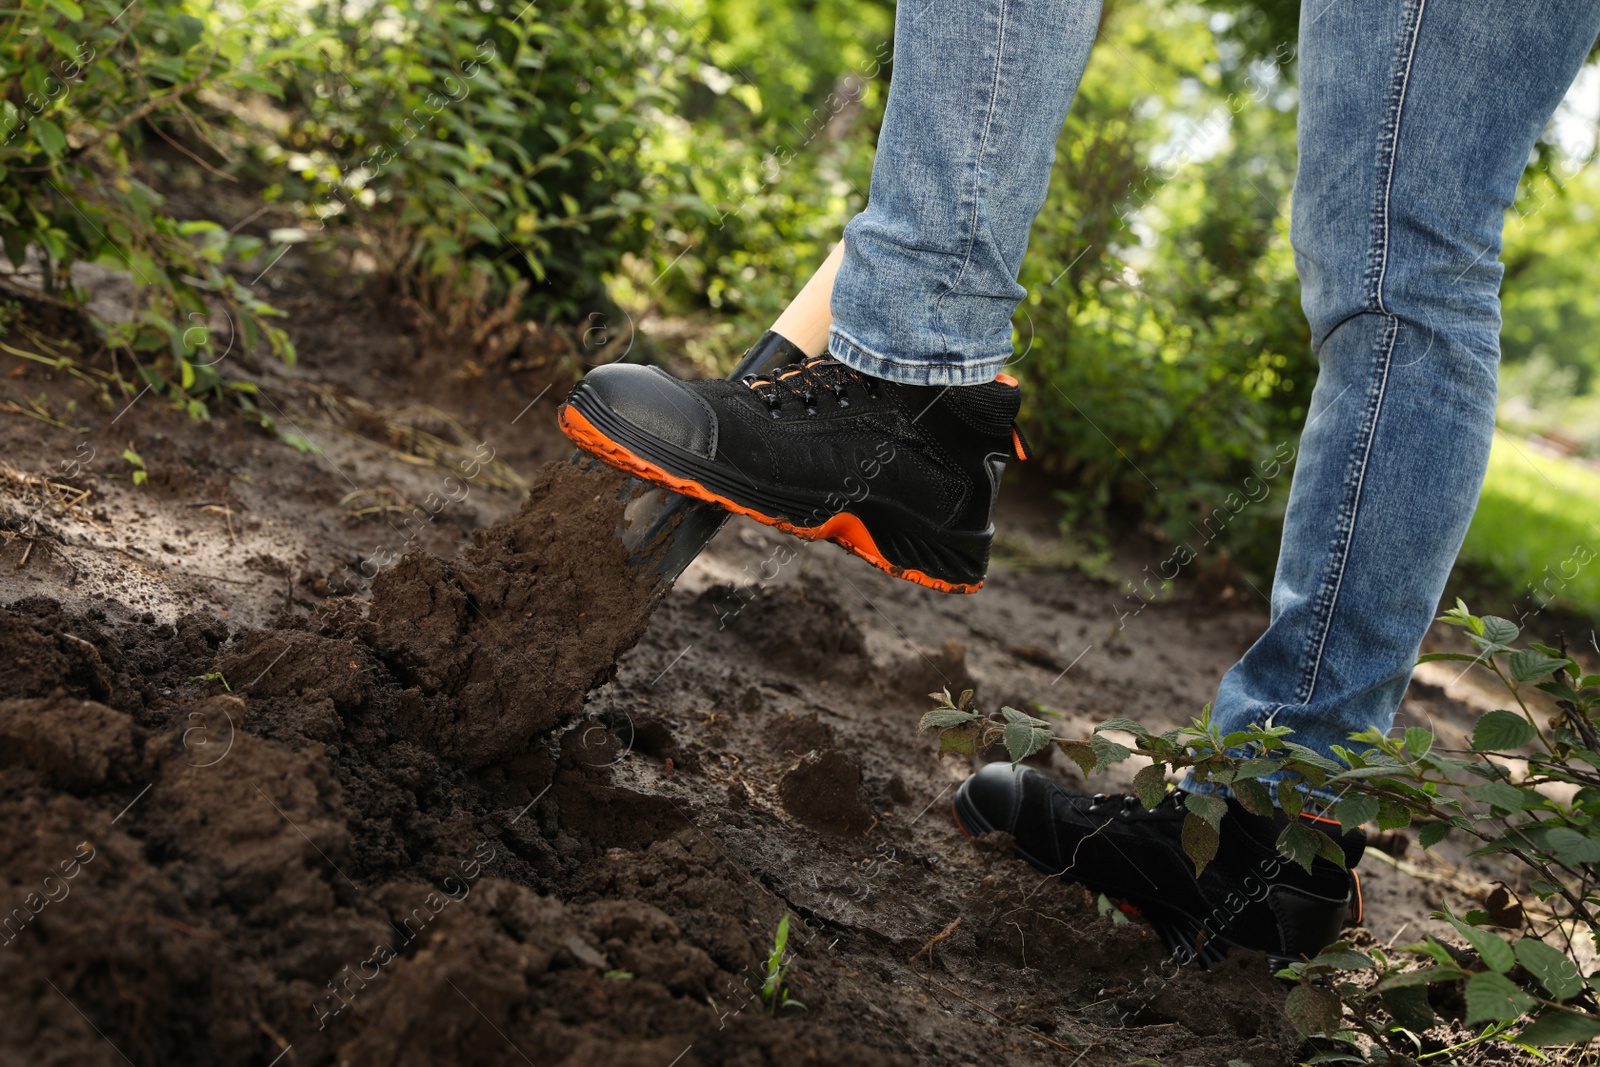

{"left": 908, "top": 916, "right": 960, "bottom": 967}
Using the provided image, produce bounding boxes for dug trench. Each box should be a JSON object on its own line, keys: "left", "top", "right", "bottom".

{"left": 0, "top": 452, "right": 1321, "bottom": 1067}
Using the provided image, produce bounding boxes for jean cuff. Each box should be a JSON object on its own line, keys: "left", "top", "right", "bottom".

{"left": 827, "top": 325, "right": 1009, "bottom": 386}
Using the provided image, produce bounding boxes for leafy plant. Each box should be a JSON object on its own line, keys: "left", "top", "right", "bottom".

{"left": 759, "top": 915, "right": 805, "bottom": 1016}
{"left": 188, "top": 670, "right": 230, "bottom": 691}
{"left": 271, "top": 0, "right": 714, "bottom": 332}
{"left": 921, "top": 601, "right": 1600, "bottom": 1059}
{"left": 0, "top": 0, "right": 308, "bottom": 414}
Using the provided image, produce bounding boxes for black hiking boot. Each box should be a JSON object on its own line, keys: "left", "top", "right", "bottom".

{"left": 953, "top": 763, "right": 1364, "bottom": 967}
{"left": 559, "top": 352, "right": 1030, "bottom": 593}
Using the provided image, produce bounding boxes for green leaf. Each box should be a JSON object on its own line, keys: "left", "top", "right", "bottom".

{"left": 1537, "top": 679, "right": 1583, "bottom": 703}
{"left": 1277, "top": 822, "right": 1320, "bottom": 875}
{"left": 1004, "top": 720, "right": 1054, "bottom": 764}
{"left": 32, "top": 118, "right": 67, "bottom": 158}
{"left": 1231, "top": 776, "right": 1274, "bottom": 817}
{"left": 937, "top": 728, "right": 979, "bottom": 756}
{"left": 1463, "top": 970, "right": 1536, "bottom": 1024}
{"left": 1308, "top": 946, "right": 1375, "bottom": 970}
{"left": 1408, "top": 936, "right": 1460, "bottom": 966}
{"left": 1089, "top": 734, "right": 1131, "bottom": 766}
{"left": 42, "top": 27, "right": 78, "bottom": 56}
{"left": 1467, "top": 781, "right": 1537, "bottom": 814}
{"left": 1473, "top": 709, "right": 1536, "bottom": 751}
{"left": 1181, "top": 811, "right": 1219, "bottom": 874}
{"left": 1545, "top": 827, "right": 1600, "bottom": 865}
{"left": 1184, "top": 792, "right": 1227, "bottom": 831}
{"left": 1314, "top": 826, "right": 1349, "bottom": 870}
{"left": 1514, "top": 938, "right": 1584, "bottom": 1001}
{"left": 1510, "top": 648, "right": 1569, "bottom": 682}
{"left": 1061, "top": 742, "right": 1096, "bottom": 776}
{"left": 1131, "top": 764, "right": 1167, "bottom": 810}
{"left": 1518, "top": 1009, "right": 1600, "bottom": 1046}
{"left": 1094, "top": 717, "right": 1151, "bottom": 737}
{"left": 1379, "top": 984, "right": 1436, "bottom": 1034}
{"left": 1376, "top": 800, "right": 1412, "bottom": 831}
{"left": 1333, "top": 794, "right": 1378, "bottom": 834}
{"left": 1403, "top": 727, "right": 1433, "bottom": 758}
{"left": 1000, "top": 706, "right": 1046, "bottom": 726}
{"left": 1440, "top": 598, "right": 1481, "bottom": 633}
{"left": 1284, "top": 983, "right": 1343, "bottom": 1035}
{"left": 1276, "top": 781, "right": 1304, "bottom": 820}
{"left": 1481, "top": 615, "right": 1520, "bottom": 649}
{"left": 1442, "top": 913, "right": 1515, "bottom": 974}
{"left": 1234, "top": 758, "right": 1283, "bottom": 779}
{"left": 920, "top": 707, "right": 981, "bottom": 729}
{"left": 1418, "top": 821, "right": 1450, "bottom": 849}
{"left": 1282, "top": 742, "right": 1342, "bottom": 773}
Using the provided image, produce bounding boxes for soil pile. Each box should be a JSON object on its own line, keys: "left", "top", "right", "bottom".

{"left": 0, "top": 460, "right": 813, "bottom": 1067}
{"left": 0, "top": 453, "right": 1308, "bottom": 1066}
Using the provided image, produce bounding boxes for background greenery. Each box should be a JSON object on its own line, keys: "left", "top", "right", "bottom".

{"left": 3, "top": 0, "right": 1599, "bottom": 621}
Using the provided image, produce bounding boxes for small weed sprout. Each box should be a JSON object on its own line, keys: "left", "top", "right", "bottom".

{"left": 121, "top": 448, "right": 148, "bottom": 487}
{"left": 189, "top": 671, "right": 232, "bottom": 692}
{"left": 760, "top": 915, "right": 805, "bottom": 1016}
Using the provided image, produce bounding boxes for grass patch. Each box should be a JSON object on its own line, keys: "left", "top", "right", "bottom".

{"left": 1457, "top": 433, "right": 1600, "bottom": 625}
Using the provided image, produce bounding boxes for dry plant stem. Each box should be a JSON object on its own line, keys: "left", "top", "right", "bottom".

{"left": 908, "top": 916, "right": 960, "bottom": 966}
{"left": 67, "top": 54, "right": 220, "bottom": 160}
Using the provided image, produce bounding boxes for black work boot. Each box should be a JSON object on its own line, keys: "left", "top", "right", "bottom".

{"left": 559, "top": 350, "right": 1030, "bottom": 593}
{"left": 954, "top": 763, "right": 1364, "bottom": 967}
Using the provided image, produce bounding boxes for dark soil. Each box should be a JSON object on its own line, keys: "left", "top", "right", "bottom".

{"left": 0, "top": 239, "right": 1540, "bottom": 1066}
{"left": 0, "top": 558, "right": 1299, "bottom": 1067}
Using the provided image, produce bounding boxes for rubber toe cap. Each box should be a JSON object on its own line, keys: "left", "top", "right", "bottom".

{"left": 576, "top": 364, "right": 718, "bottom": 459}
{"left": 957, "top": 762, "right": 1025, "bottom": 835}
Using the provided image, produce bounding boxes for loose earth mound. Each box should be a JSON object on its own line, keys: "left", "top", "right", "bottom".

{"left": 1, "top": 458, "right": 1310, "bottom": 1067}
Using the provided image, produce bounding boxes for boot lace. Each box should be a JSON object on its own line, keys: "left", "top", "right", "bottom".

{"left": 1089, "top": 790, "right": 1184, "bottom": 816}
{"left": 741, "top": 357, "right": 877, "bottom": 419}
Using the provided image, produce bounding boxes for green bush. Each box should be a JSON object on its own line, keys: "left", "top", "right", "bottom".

{"left": 1015, "top": 0, "right": 1313, "bottom": 580}
{"left": 0, "top": 0, "right": 305, "bottom": 413}
{"left": 268, "top": 0, "right": 720, "bottom": 329}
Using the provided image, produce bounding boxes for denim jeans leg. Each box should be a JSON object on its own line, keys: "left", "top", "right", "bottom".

{"left": 1197, "top": 0, "right": 1600, "bottom": 790}
{"left": 828, "top": 0, "right": 1103, "bottom": 386}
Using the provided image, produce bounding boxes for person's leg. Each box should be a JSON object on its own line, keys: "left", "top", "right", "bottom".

{"left": 828, "top": 0, "right": 1104, "bottom": 386}
{"left": 562, "top": 0, "right": 1104, "bottom": 591}
{"left": 958, "top": 0, "right": 1600, "bottom": 965}
{"left": 1207, "top": 0, "right": 1600, "bottom": 769}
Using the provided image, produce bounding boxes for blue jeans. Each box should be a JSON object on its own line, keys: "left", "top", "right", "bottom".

{"left": 833, "top": 0, "right": 1600, "bottom": 761}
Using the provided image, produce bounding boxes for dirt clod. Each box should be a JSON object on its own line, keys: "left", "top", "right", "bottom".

{"left": 778, "top": 748, "right": 875, "bottom": 835}
{"left": 366, "top": 460, "right": 665, "bottom": 769}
